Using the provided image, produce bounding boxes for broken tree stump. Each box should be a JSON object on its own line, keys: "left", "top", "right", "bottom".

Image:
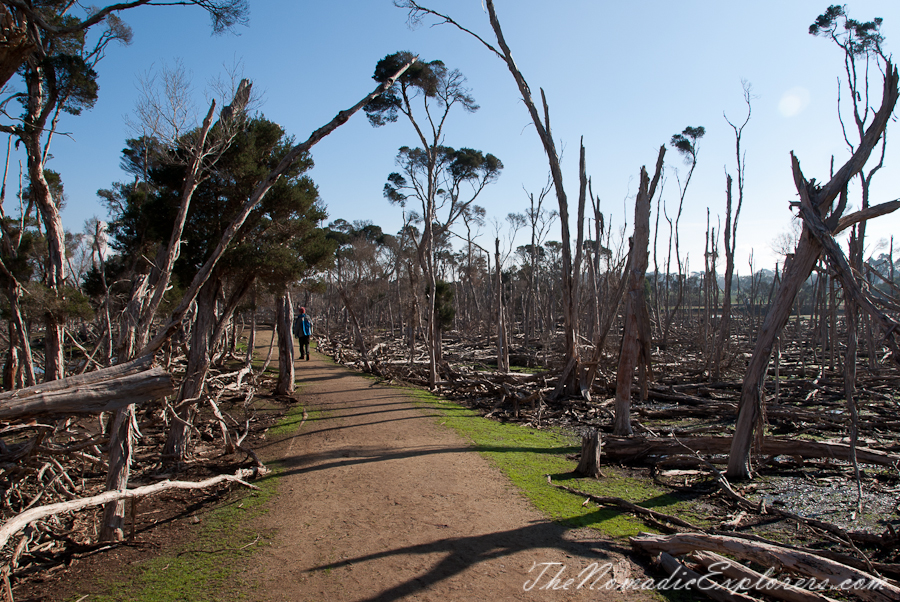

{"left": 575, "top": 429, "right": 603, "bottom": 478}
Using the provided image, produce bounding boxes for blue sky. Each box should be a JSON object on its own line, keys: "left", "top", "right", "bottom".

{"left": 17, "top": 0, "right": 900, "bottom": 274}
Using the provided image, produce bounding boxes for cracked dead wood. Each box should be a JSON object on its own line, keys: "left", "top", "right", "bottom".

{"left": 613, "top": 147, "right": 665, "bottom": 435}
{"left": 574, "top": 429, "right": 603, "bottom": 478}
{"left": 630, "top": 532, "right": 900, "bottom": 602}
{"left": 689, "top": 550, "right": 841, "bottom": 602}
{"left": 654, "top": 551, "right": 761, "bottom": 602}
{"left": 0, "top": 367, "right": 173, "bottom": 421}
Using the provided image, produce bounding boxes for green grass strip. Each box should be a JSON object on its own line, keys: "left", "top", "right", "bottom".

{"left": 402, "top": 388, "right": 707, "bottom": 539}
{"left": 79, "top": 404, "right": 309, "bottom": 602}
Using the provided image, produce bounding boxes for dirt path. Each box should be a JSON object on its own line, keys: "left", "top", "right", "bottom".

{"left": 245, "top": 342, "right": 654, "bottom": 602}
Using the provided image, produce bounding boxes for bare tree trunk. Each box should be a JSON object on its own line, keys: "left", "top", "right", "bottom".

{"left": 406, "top": 262, "right": 419, "bottom": 365}
{"left": 614, "top": 147, "right": 665, "bottom": 435}
{"left": 99, "top": 405, "right": 137, "bottom": 541}
{"left": 275, "top": 291, "right": 294, "bottom": 395}
{"left": 4, "top": 284, "right": 35, "bottom": 387}
{"left": 162, "top": 277, "right": 220, "bottom": 464}
{"left": 495, "top": 238, "right": 509, "bottom": 372}
{"left": 715, "top": 86, "right": 752, "bottom": 380}
{"left": 244, "top": 289, "right": 257, "bottom": 369}
{"left": 338, "top": 287, "right": 372, "bottom": 372}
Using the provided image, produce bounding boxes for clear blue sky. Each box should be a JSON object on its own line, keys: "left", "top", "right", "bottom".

{"left": 21, "top": 0, "right": 900, "bottom": 275}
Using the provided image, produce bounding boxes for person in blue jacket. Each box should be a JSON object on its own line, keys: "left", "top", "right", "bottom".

{"left": 292, "top": 305, "right": 313, "bottom": 361}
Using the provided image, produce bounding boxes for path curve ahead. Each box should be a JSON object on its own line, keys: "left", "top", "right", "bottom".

{"left": 247, "top": 347, "right": 652, "bottom": 602}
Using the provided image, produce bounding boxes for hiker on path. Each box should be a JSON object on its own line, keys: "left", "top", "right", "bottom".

{"left": 293, "top": 306, "right": 313, "bottom": 361}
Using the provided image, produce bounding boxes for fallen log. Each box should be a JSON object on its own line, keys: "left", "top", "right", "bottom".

{"left": 631, "top": 532, "right": 900, "bottom": 602}
{"left": 0, "top": 354, "right": 154, "bottom": 401}
{"left": 0, "top": 367, "right": 174, "bottom": 421}
{"left": 654, "top": 551, "right": 761, "bottom": 602}
{"left": 0, "top": 470, "right": 257, "bottom": 551}
{"left": 604, "top": 436, "right": 900, "bottom": 468}
{"left": 689, "top": 549, "right": 841, "bottom": 602}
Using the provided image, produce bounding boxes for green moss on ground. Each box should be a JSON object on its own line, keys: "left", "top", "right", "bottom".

{"left": 78, "top": 402, "right": 308, "bottom": 602}
{"left": 87, "top": 482, "right": 274, "bottom": 602}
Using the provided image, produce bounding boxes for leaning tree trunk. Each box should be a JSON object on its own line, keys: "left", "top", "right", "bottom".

{"left": 613, "top": 147, "right": 664, "bottom": 436}
{"left": 139, "top": 59, "right": 418, "bottom": 360}
{"left": 162, "top": 277, "right": 220, "bottom": 464}
{"left": 727, "top": 62, "right": 899, "bottom": 479}
{"left": 275, "top": 291, "right": 295, "bottom": 395}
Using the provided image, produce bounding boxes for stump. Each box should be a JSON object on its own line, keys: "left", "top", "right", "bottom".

{"left": 575, "top": 429, "right": 603, "bottom": 478}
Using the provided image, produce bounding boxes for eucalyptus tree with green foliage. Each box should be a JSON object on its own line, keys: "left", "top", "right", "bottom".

{"left": 0, "top": 8, "right": 119, "bottom": 380}
{"left": 0, "top": 1, "right": 248, "bottom": 89}
{"left": 97, "top": 116, "right": 330, "bottom": 464}
{"left": 365, "top": 51, "right": 502, "bottom": 386}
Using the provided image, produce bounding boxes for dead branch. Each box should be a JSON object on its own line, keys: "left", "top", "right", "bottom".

{"left": 0, "top": 469, "right": 258, "bottom": 552}
{"left": 547, "top": 476, "right": 703, "bottom": 531}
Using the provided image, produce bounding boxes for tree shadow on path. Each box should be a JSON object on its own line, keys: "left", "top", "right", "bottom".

{"left": 309, "top": 513, "right": 632, "bottom": 602}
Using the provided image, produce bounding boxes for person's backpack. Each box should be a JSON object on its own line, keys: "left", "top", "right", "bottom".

{"left": 293, "top": 314, "right": 312, "bottom": 337}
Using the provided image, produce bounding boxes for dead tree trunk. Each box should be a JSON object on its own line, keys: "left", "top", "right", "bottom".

{"left": 614, "top": 147, "right": 665, "bottom": 436}
{"left": 275, "top": 291, "right": 295, "bottom": 395}
{"left": 161, "top": 277, "right": 220, "bottom": 465}
{"left": 575, "top": 430, "right": 603, "bottom": 478}
{"left": 727, "top": 63, "right": 899, "bottom": 479}
{"left": 494, "top": 237, "right": 509, "bottom": 372}
{"left": 244, "top": 289, "right": 257, "bottom": 370}
{"left": 338, "top": 287, "right": 372, "bottom": 372}
{"left": 714, "top": 87, "right": 751, "bottom": 380}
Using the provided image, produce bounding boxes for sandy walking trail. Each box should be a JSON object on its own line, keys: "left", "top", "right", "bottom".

{"left": 246, "top": 344, "right": 653, "bottom": 602}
